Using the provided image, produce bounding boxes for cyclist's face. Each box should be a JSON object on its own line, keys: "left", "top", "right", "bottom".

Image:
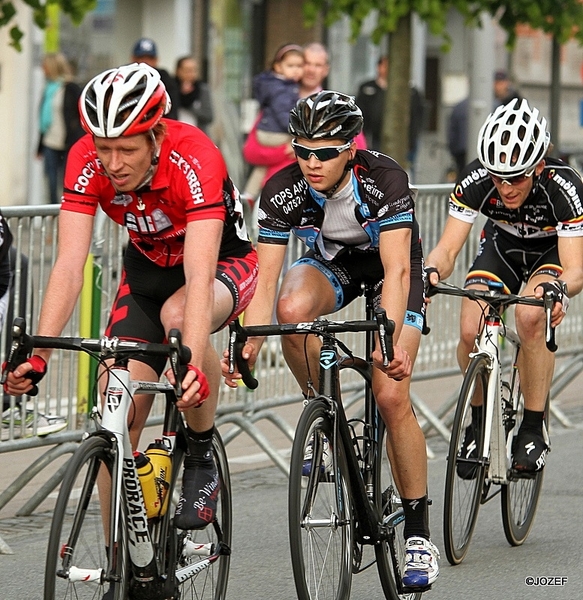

{"left": 94, "top": 134, "right": 154, "bottom": 192}
{"left": 492, "top": 161, "right": 545, "bottom": 210}
{"left": 294, "top": 137, "right": 354, "bottom": 193}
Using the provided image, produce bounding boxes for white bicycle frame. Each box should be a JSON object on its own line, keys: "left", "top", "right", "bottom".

{"left": 102, "top": 366, "right": 178, "bottom": 570}
{"left": 469, "top": 314, "right": 522, "bottom": 486}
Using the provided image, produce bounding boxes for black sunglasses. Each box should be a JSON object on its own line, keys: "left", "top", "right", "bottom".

{"left": 291, "top": 140, "right": 351, "bottom": 162}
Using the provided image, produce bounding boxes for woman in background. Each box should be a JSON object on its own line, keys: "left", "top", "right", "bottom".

{"left": 175, "top": 55, "right": 214, "bottom": 136}
{"left": 37, "top": 53, "right": 84, "bottom": 204}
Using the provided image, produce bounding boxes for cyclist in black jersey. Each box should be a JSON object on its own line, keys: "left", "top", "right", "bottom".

{"left": 426, "top": 98, "right": 583, "bottom": 475}
{"left": 222, "top": 90, "right": 440, "bottom": 591}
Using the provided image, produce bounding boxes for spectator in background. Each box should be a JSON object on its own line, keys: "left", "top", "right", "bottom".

{"left": 356, "top": 55, "right": 425, "bottom": 178}
{"left": 448, "top": 69, "right": 523, "bottom": 176}
{"left": 175, "top": 55, "right": 213, "bottom": 135}
{"left": 132, "top": 37, "right": 180, "bottom": 120}
{"left": 242, "top": 42, "right": 366, "bottom": 203}
{"left": 241, "top": 43, "right": 304, "bottom": 205}
{"left": 37, "top": 53, "right": 84, "bottom": 204}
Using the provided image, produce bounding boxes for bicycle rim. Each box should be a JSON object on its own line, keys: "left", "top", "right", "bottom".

{"left": 174, "top": 429, "right": 232, "bottom": 600}
{"left": 289, "top": 400, "right": 353, "bottom": 600}
{"left": 443, "top": 356, "right": 488, "bottom": 565}
{"left": 501, "top": 395, "right": 547, "bottom": 546}
{"left": 44, "top": 435, "right": 128, "bottom": 600}
{"left": 374, "top": 425, "right": 422, "bottom": 600}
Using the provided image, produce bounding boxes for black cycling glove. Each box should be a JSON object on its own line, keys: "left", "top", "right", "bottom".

{"left": 536, "top": 280, "right": 569, "bottom": 313}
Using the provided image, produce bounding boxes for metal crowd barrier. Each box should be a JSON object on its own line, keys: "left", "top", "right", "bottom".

{"left": 1, "top": 185, "right": 582, "bottom": 533}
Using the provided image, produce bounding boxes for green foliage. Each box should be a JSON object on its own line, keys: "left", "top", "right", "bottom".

{"left": 302, "top": 0, "right": 583, "bottom": 48}
{"left": 1, "top": 0, "right": 96, "bottom": 50}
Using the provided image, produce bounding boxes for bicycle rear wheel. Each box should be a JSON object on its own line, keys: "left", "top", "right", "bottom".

{"left": 289, "top": 399, "right": 353, "bottom": 600}
{"left": 443, "top": 356, "right": 489, "bottom": 565}
{"left": 173, "top": 428, "right": 232, "bottom": 600}
{"left": 44, "top": 434, "right": 128, "bottom": 600}
{"left": 501, "top": 394, "right": 548, "bottom": 546}
{"left": 374, "top": 423, "right": 422, "bottom": 600}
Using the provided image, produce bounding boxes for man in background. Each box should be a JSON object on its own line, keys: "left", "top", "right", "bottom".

{"left": 356, "top": 56, "right": 425, "bottom": 177}
{"left": 131, "top": 37, "right": 180, "bottom": 120}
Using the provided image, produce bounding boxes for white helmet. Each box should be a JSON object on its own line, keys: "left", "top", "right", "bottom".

{"left": 477, "top": 98, "right": 550, "bottom": 176}
{"left": 79, "top": 63, "right": 170, "bottom": 137}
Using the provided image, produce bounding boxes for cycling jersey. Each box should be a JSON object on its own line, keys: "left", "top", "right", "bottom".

{"left": 450, "top": 157, "right": 583, "bottom": 239}
{"left": 258, "top": 149, "right": 421, "bottom": 256}
{"left": 258, "top": 150, "right": 425, "bottom": 330}
{"left": 62, "top": 119, "right": 252, "bottom": 267}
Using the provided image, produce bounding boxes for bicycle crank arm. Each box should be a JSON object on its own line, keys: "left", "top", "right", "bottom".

{"left": 60, "top": 566, "right": 105, "bottom": 583}
{"left": 175, "top": 542, "right": 231, "bottom": 583}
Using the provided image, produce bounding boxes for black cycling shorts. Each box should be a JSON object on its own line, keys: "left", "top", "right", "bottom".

{"left": 291, "top": 245, "right": 426, "bottom": 332}
{"left": 105, "top": 243, "right": 258, "bottom": 375}
{"left": 465, "top": 221, "right": 562, "bottom": 293}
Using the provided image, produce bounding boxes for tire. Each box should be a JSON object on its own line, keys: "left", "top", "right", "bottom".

{"left": 501, "top": 394, "right": 548, "bottom": 546}
{"left": 374, "top": 423, "right": 422, "bottom": 600}
{"left": 44, "top": 434, "right": 128, "bottom": 600}
{"left": 288, "top": 399, "right": 353, "bottom": 600}
{"left": 443, "top": 356, "right": 489, "bottom": 565}
{"left": 174, "top": 429, "right": 232, "bottom": 600}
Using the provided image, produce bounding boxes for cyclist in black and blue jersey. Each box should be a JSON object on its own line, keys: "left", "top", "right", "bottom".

{"left": 426, "top": 99, "right": 583, "bottom": 476}
{"left": 223, "top": 90, "right": 440, "bottom": 591}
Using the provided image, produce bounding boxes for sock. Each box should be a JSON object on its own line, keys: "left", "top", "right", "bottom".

{"left": 402, "top": 494, "right": 430, "bottom": 540}
{"left": 520, "top": 409, "right": 544, "bottom": 433}
{"left": 184, "top": 426, "right": 214, "bottom": 467}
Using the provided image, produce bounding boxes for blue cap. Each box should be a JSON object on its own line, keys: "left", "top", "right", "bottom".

{"left": 132, "top": 38, "right": 157, "bottom": 58}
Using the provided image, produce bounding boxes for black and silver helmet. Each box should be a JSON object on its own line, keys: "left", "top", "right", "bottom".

{"left": 289, "top": 90, "right": 363, "bottom": 141}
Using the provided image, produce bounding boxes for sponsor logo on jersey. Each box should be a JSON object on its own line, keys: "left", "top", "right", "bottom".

{"left": 169, "top": 150, "right": 205, "bottom": 205}
{"left": 552, "top": 170, "right": 583, "bottom": 214}
{"left": 124, "top": 208, "right": 173, "bottom": 234}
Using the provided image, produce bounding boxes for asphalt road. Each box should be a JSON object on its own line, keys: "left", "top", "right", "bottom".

{"left": 1, "top": 424, "right": 581, "bottom": 600}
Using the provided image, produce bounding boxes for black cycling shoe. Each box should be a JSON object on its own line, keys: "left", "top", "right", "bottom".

{"left": 174, "top": 456, "right": 220, "bottom": 530}
{"left": 511, "top": 428, "right": 549, "bottom": 476}
{"left": 456, "top": 423, "right": 479, "bottom": 480}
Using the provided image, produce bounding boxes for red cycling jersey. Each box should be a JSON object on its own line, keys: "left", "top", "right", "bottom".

{"left": 62, "top": 119, "right": 252, "bottom": 267}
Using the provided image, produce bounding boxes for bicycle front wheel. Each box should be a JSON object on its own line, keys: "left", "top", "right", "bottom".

{"left": 174, "top": 429, "right": 232, "bottom": 600}
{"left": 44, "top": 434, "right": 128, "bottom": 600}
{"left": 374, "top": 423, "right": 422, "bottom": 600}
{"left": 443, "top": 356, "right": 489, "bottom": 565}
{"left": 289, "top": 399, "right": 353, "bottom": 600}
{"left": 501, "top": 395, "right": 548, "bottom": 546}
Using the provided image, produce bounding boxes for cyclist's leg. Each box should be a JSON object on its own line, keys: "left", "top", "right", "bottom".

{"left": 511, "top": 261, "right": 560, "bottom": 473}
{"left": 276, "top": 261, "right": 338, "bottom": 393}
{"left": 164, "top": 252, "right": 257, "bottom": 530}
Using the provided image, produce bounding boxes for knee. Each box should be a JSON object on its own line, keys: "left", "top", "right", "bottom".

{"left": 375, "top": 388, "right": 414, "bottom": 423}
{"left": 515, "top": 305, "right": 545, "bottom": 342}
{"left": 160, "top": 299, "right": 184, "bottom": 332}
{"left": 276, "top": 292, "right": 312, "bottom": 324}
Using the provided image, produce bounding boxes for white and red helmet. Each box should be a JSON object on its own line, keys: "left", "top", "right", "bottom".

{"left": 79, "top": 63, "right": 170, "bottom": 137}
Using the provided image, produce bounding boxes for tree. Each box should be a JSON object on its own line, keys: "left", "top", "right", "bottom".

{"left": 302, "top": 0, "right": 583, "bottom": 167}
{"left": 0, "top": 0, "right": 96, "bottom": 51}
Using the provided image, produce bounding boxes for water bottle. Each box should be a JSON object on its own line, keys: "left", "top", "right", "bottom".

{"left": 145, "top": 439, "right": 173, "bottom": 517}
{"left": 134, "top": 451, "right": 160, "bottom": 519}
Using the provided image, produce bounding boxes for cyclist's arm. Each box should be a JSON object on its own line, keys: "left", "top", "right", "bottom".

{"left": 425, "top": 215, "right": 473, "bottom": 283}
{"left": 5, "top": 210, "right": 93, "bottom": 393}
{"left": 375, "top": 228, "right": 412, "bottom": 380}
{"left": 180, "top": 218, "right": 223, "bottom": 391}
{"left": 533, "top": 235, "right": 583, "bottom": 328}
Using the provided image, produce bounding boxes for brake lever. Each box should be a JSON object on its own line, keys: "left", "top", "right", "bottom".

{"left": 543, "top": 290, "right": 557, "bottom": 353}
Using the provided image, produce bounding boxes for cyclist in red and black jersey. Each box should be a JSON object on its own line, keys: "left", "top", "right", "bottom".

{"left": 5, "top": 63, "right": 258, "bottom": 532}
{"left": 426, "top": 99, "right": 583, "bottom": 475}
{"left": 223, "top": 90, "right": 440, "bottom": 591}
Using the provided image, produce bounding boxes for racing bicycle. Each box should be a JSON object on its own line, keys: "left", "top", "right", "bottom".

{"left": 1, "top": 317, "right": 232, "bottom": 600}
{"left": 426, "top": 281, "right": 557, "bottom": 565}
{"left": 228, "top": 288, "right": 425, "bottom": 600}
